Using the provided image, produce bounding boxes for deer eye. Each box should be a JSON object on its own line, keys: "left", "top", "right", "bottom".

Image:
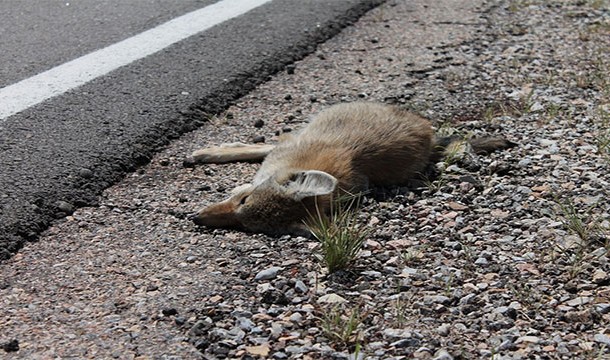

{"left": 239, "top": 195, "right": 249, "bottom": 205}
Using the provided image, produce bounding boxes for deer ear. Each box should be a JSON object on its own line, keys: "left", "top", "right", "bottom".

{"left": 283, "top": 170, "right": 338, "bottom": 201}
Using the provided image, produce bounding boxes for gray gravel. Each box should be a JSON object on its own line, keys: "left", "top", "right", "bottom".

{"left": 2, "top": 0, "right": 609, "bottom": 359}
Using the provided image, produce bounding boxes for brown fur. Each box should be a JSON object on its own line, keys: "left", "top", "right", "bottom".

{"left": 189, "top": 102, "right": 513, "bottom": 235}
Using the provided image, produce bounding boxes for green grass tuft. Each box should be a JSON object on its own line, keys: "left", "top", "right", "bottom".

{"left": 307, "top": 194, "right": 368, "bottom": 274}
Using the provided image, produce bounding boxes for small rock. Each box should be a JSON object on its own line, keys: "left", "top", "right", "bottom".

{"left": 592, "top": 269, "right": 608, "bottom": 285}
{"left": 228, "top": 327, "right": 246, "bottom": 342}
{"left": 362, "top": 270, "right": 382, "bottom": 278}
{"left": 246, "top": 343, "right": 271, "bottom": 357}
{"left": 285, "top": 345, "right": 306, "bottom": 354}
{"left": 209, "top": 294, "right": 223, "bottom": 303}
{"left": 188, "top": 319, "right": 212, "bottom": 337}
{"left": 254, "top": 266, "right": 282, "bottom": 281}
{"left": 433, "top": 349, "right": 454, "bottom": 360}
{"left": 565, "top": 296, "right": 592, "bottom": 307}
{"left": 530, "top": 102, "right": 544, "bottom": 112}
{"left": 424, "top": 295, "right": 451, "bottom": 305}
{"left": 317, "top": 293, "right": 347, "bottom": 304}
{"left": 236, "top": 317, "right": 255, "bottom": 331}
{"left": 161, "top": 308, "right": 178, "bottom": 316}
{"left": 516, "top": 335, "right": 540, "bottom": 344}
{"left": 459, "top": 293, "right": 476, "bottom": 305}
{"left": 474, "top": 257, "right": 488, "bottom": 266}
{"left": 270, "top": 322, "right": 284, "bottom": 338}
{"left": 294, "top": 280, "right": 308, "bottom": 294}
{"left": 498, "top": 339, "right": 515, "bottom": 351}
{"left": 78, "top": 168, "right": 93, "bottom": 178}
{"left": 57, "top": 201, "right": 74, "bottom": 214}
{"left": 2, "top": 339, "right": 19, "bottom": 352}
{"left": 289, "top": 312, "right": 303, "bottom": 323}
{"left": 252, "top": 135, "right": 265, "bottom": 143}
{"left": 383, "top": 328, "right": 412, "bottom": 339}
{"left": 563, "top": 309, "right": 600, "bottom": 323}
{"left": 261, "top": 289, "right": 289, "bottom": 305}
{"left": 193, "top": 339, "right": 209, "bottom": 351}
{"left": 594, "top": 333, "right": 610, "bottom": 347}
{"left": 253, "top": 119, "right": 265, "bottom": 128}
{"left": 447, "top": 201, "right": 468, "bottom": 211}
{"left": 286, "top": 64, "right": 296, "bottom": 74}
{"left": 390, "top": 337, "right": 420, "bottom": 348}
{"left": 594, "top": 303, "right": 610, "bottom": 314}
{"left": 437, "top": 324, "right": 451, "bottom": 336}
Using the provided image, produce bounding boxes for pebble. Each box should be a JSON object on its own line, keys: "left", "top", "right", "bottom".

{"left": 474, "top": 257, "right": 488, "bottom": 266}
{"left": 236, "top": 317, "right": 255, "bottom": 331}
{"left": 289, "top": 312, "right": 303, "bottom": 323}
{"left": 516, "top": 336, "right": 540, "bottom": 344}
{"left": 161, "top": 308, "right": 178, "bottom": 316}
{"left": 565, "top": 296, "right": 592, "bottom": 307}
{"left": 594, "top": 303, "right": 610, "bottom": 314}
{"left": 57, "top": 201, "right": 74, "bottom": 214}
{"left": 78, "top": 168, "right": 93, "bottom": 178}
{"left": 254, "top": 266, "right": 282, "bottom": 281}
{"left": 294, "top": 280, "right": 308, "bottom": 294}
{"left": 391, "top": 337, "right": 420, "bottom": 348}
{"left": 436, "top": 324, "right": 451, "bottom": 336}
{"left": 593, "top": 333, "right": 610, "bottom": 347}
{"left": 317, "top": 293, "right": 347, "bottom": 304}
{"left": 592, "top": 269, "right": 608, "bottom": 284}
{"left": 433, "top": 349, "right": 454, "bottom": 360}
{"left": 1, "top": 339, "right": 19, "bottom": 352}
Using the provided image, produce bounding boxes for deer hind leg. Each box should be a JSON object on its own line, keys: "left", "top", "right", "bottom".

{"left": 189, "top": 142, "right": 276, "bottom": 164}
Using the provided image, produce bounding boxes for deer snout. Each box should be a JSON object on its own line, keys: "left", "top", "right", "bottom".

{"left": 189, "top": 201, "right": 241, "bottom": 229}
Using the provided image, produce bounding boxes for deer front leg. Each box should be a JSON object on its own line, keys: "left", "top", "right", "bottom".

{"left": 188, "top": 142, "right": 276, "bottom": 164}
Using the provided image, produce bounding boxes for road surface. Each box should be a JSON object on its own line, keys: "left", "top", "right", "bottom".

{"left": 0, "top": 0, "right": 384, "bottom": 260}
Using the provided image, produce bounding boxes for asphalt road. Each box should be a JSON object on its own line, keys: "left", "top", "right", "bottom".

{"left": 0, "top": 0, "right": 384, "bottom": 260}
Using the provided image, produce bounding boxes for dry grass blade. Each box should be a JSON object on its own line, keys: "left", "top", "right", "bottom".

{"left": 317, "top": 304, "right": 367, "bottom": 355}
{"left": 307, "top": 193, "right": 368, "bottom": 274}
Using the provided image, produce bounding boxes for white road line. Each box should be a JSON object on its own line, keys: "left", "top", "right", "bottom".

{"left": 0, "top": 0, "right": 273, "bottom": 121}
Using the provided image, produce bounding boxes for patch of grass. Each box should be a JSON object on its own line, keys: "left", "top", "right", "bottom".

{"left": 318, "top": 304, "right": 367, "bottom": 353}
{"left": 554, "top": 197, "right": 607, "bottom": 244}
{"left": 552, "top": 197, "right": 609, "bottom": 279}
{"left": 422, "top": 127, "right": 470, "bottom": 193}
{"left": 544, "top": 102, "right": 562, "bottom": 121}
{"left": 422, "top": 174, "right": 448, "bottom": 194}
{"left": 507, "top": 0, "right": 537, "bottom": 12}
{"left": 308, "top": 194, "right": 368, "bottom": 274}
{"left": 596, "top": 107, "right": 610, "bottom": 159}
{"left": 401, "top": 245, "right": 425, "bottom": 265}
{"left": 389, "top": 296, "right": 413, "bottom": 328}
{"left": 481, "top": 99, "right": 530, "bottom": 122}
{"left": 587, "top": 0, "right": 608, "bottom": 10}
{"left": 443, "top": 272, "right": 456, "bottom": 297}
{"left": 517, "top": 86, "right": 536, "bottom": 115}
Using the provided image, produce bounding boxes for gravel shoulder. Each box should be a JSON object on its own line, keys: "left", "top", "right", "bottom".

{"left": 2, "top": 0, "right": 609, "bottom": 359}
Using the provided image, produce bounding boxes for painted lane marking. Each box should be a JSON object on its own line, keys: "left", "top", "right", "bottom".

{"left": 0, "top": 0, "right": 272, "bottom": 121}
